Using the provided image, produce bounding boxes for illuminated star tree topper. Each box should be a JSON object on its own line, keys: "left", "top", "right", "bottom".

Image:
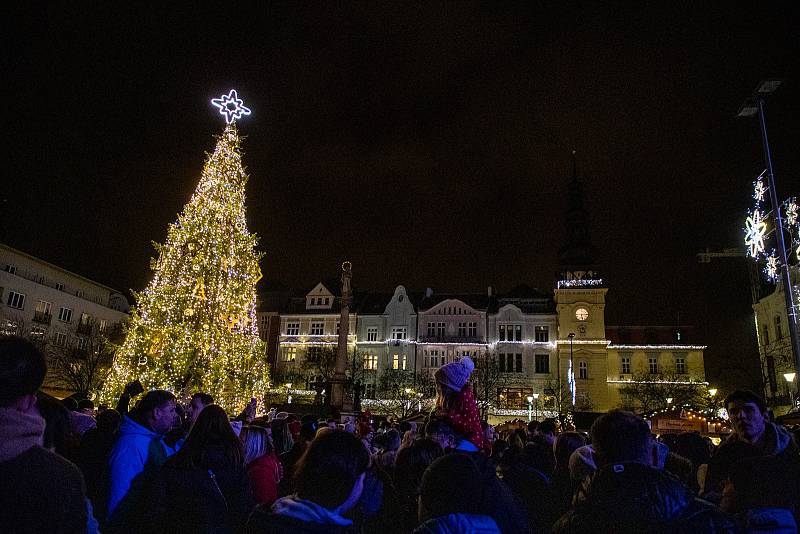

{"left": 211, "top": 89, "right": 252, "bottom": 124}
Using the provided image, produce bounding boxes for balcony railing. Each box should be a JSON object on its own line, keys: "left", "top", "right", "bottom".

{"left": 32, "top": 311, "right": 52, "bottom": 325}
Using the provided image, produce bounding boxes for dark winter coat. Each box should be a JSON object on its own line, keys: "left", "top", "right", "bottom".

{"left": 412, "top": 513, "right": 501, "bottom": 534}
{"left": 247, "top": 496, "right": 359, "bottom": 534}
{"left": 552, "top": 462, "right": 739, "bottom": 534}
{"left": 147, "top": 443, "right": 255, "bottom": 533}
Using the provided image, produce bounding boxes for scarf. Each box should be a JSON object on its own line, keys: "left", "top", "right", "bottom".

{"left": 0, "top": 406, "right": 45, "bottom": 462}
{"left": 271, "top": 495, "right": 352, "bottom": 526}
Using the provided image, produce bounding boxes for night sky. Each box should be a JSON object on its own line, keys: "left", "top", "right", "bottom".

{"left": 6, "top": 3, "right": 799, "bottom": 392}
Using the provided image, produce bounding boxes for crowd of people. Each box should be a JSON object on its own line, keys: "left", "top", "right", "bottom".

{"left": 2, "top": 335, "right": 800, "bottom": 533}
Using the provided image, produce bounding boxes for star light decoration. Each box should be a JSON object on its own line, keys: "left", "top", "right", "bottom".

{"left": 744, "top": 209, "right": 768, "bottom": 258}
{"left": 753, "top": 178, "right": 768, "bottom": 202}
{"left": 211, "top": 90, "right": 251, "bottom": 124}
{"left": 764, "top": 251, "right": 780, "bottom": 282}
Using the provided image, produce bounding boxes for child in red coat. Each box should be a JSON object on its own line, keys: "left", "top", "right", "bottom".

{"left": 433, "top": 357, "right": 486, "bottom": 451}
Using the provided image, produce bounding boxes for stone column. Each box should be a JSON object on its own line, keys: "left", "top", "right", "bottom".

{"left": 330, "top": 261, "right": 354, "bottom": 415}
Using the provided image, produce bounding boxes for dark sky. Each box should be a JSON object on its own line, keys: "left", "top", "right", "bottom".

{"left": 6, "top": 3, "right": 799, "bottom": 391}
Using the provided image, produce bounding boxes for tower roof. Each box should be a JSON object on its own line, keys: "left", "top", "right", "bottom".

{"left": 558, "top": 151, "right": 599, "bottom": 272}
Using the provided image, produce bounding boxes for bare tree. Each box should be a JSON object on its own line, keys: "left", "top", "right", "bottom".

{"left": 48, "top": 324, "right": 123, "bottom": 398}
{"left": 618, "top": 371, "right": 705, "bottom": 414}
{"left": 374, "top": 369, "right": 435, "bottom": 420}
{"left": 471, "top": 352, "right": 512, "bottom": 418}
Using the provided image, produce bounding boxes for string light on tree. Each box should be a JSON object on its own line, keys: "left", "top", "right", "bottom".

{"left": 101, "top": 91, "right": 268, "bottom": 412}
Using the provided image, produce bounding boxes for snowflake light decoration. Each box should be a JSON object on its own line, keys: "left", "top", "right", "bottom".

{"left": 744, "top": 210, "right": 768, "bottom": 258}
{"left": 211, "top": 90, "right": 251, "bottom": 124}
{"left": 785, "top": 200, "right": 798, "bottom": 227}
{"left": 753, "top": 179, "right": 768, "bottom": 202}
{"left": 764, "top": 251, "right": 780, "bottom": 282}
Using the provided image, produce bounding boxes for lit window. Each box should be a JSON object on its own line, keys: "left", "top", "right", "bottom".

{"left": 283, "top": 347, "right": 297, "bottom": 362}
{"left": 363, "top": 353, "right": 378, "bottom": 370}
{"left": 99, "top": 319, "right": 107, "bottom": 332}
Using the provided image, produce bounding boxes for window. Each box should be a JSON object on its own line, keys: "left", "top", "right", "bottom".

{"left": 535, "top": 354, "right": 550, "bottom": 374}
{"left": 515, "top": 353, "right": 523, "bottom": 373}
{"left": 762, "top": 324, "right": 770, "bottom": 345}
{"left": 469, "top": 322, "right": 478, "bottom": 338}
{"left": 579, "top": 361, "right": 588, "bottom": 379}
{"left": 310, "top": 322, "right": 324, "bottom": 335}
{"left": 307, "top": 347, "right": 323, "bottom": 362}
{"left": 458, "top": 322, "right": 467, "bottom": 337}
{"left": 498, "top": 324, "right": 506, "bottom": 341}
{"left": 675, "top": 355, "right": 687, "bottom": 374}
{"left": 621, "top": 354, "right": 631, "bottom": 374}
{"left": 391, "top": 326, "right": 407, "bottom": 340}
{"left": 99, "top": 319, "right": 107, "bottom": 332}
{"left": 76, "top": 289, "right": 83, "bottom": 298}
{"left": 425, "top": 350, "right": 445, "bottom": 368}
{"left": 775, "top": 316, "right": 783, "bottom": 340}
{"left": 367, "top": 327, "right": 378, "bottom": 342}
{"left": 648, "top": 355, "right": 659, "bottom": 374}
{"left": 392, "top": 354, "right": 406, "bottom": 370}
{"left": 365, "top": 383, "right": 376, "bottom": 399}
{"left": 55, "top": 332, "right": 68, "bottom": 347}
{"left": 283, "top": 347, "right": 297, "bottom": 362}
{"left": 4, "top": 264, "right": 16, "bottom": 274}
{"left": 499, "top": 324, "right": 521, "bottom": 341}
{"left": 6, "top": 291, "right": 25, "bottom": 310}
{"left": 427, "top": 322, "right": 436, "bottom": 337}
{"left": 58, "top": 307, "right": 73, "bottom": 323}
{"left": 497, "top": 388, "right": 533, "bottom": 409}
{"left": 286, "top": 322, "right": 300, "bottom": 336}
{"left": 2, "top": 320, "right": 20, "bottom": 336}
{"left": 30, "top": 326, "right": 46, "bottom": 339}
{"left": 76, "top": 337, "right": 88, "bottom": 351}
{"left": 499, "top": 353, "right": 522, "bottom": 373}
{"left": 35, "top": 300, "right": 52, "bottom": 314}
{"left": 535, "top": 326, "right": 549, "bottom": 343}
{"left": 55, "top": 283, "right": 64, "bottom": 291}
{"left": 436, "top": 322, "right": 445, "bottom": 337}
{"left": 79, "top": 313, "right": 92, "bottom": 326}
{"left": 324, "top": 297, "right": 330, "bottom": 305}
{"left": 364, "top": 353, "right": 378, "bottom": 370}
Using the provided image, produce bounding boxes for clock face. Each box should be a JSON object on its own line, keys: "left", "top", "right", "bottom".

{"left": 575, "top": 308, "right": 589, "bottom": 321}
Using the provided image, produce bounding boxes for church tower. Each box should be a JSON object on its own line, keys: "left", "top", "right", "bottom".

{"left": 554, "top": 153, "right": 609, "bottom": 411}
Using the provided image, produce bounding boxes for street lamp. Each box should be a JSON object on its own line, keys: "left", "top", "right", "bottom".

{"left": 527, "top": 395, "right": 534, "bottom": 422}
{"left": 784, "top": 373, "right": 796, "bottom": 410}
{"left": 666, "top": 397, "right": 673, "bottom": 409}
{"left": 739, "top": 80, "right": 800, "bottom": 391}
{"left": 533, "top": 392, "right": 540, "bottom": 420}
{"left": 568, "top": 333, "right": 576, "bottom": 406}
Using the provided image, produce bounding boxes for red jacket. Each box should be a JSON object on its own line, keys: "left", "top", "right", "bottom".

{"left": 247, "top": 453, "right": 282, "bottom": 505}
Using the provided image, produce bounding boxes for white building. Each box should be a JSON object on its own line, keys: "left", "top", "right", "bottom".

{"left": 0, "top": 243, "right": 130, "bottom": 386}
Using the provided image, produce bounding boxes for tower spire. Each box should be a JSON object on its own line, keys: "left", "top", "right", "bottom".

{"left": 558, "top": 151, "right": 601, "bottom": 286}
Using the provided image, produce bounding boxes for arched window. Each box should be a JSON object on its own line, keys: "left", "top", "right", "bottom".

{"left": 578, "top": 361, "right": 588, "bottom": 379}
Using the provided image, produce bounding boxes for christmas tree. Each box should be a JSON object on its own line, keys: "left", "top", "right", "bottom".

{"left": 102, "top": 93, "right": 268, "bottom": 411}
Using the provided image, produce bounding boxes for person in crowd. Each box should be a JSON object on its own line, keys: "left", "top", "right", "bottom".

{"left": 553, "top": 410, "right": 736, "bottom": 533}
{"left": 534, "top": 419, "right": 557, "bottom": 447}
{"left": 567, "top": 444, "right": 596, "bottom": 484}
{"left": 375, "top": 428, "right": 401, "bottom": 470}
{"left": 550, "top": 431, "right": 587, "bottom": 525}
{"left": 37, "top": 393, "right": 81, "bottom": 460}
{"left": 433, "top": 357, "right": 485, "bottom": 450}
{"left": 424, "top": 416, "right": 456, "bottom": 451}
{"left": 79, "top": 398, "right": 96, "bottom": 416}
{"left": 720, "top": 454, "right": 799, "bottom": 532}
{"left": 64, "top": 396, "right": 98, "bottom": 436}
{"left": 106, "top": 389, "right": 178, "bottom": 531}
{"left": 242, "top": 424, "right": 282, "bottom": 505}
{"left": 0, "top": 336, "right": 91, "bottom": 533}
{"left": 385, "top": 438, "right": 445, "bottom": 533}
{"left": 187, "top": 391, "right": 213, "bottom": 424}
{"left": 527, "top": 419, "right": 540, "bottom": 440}
{"left": 414, "top": 453, "right": 501, "bottom": 533}
{"left": 148, "top": 404, "right": 254, "bottom": 533}
{"left": 77, "top": 408, "right": 122, "bottom": 523}
{"left": 248, "top": 430, "right": 370, "bottom": 533}
{"left": 279, "top": 420, "right": 317, "bottom": 496}
{"left": 271, "top": 417, "right": 294, "bottom": 457}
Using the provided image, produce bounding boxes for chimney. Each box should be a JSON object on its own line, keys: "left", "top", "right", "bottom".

{"left": 425, "top": 287, "right": 433, "bottom": 298}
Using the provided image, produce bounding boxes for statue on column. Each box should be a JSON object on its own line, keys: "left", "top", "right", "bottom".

{"left": 331, "top": 261, "right": 354, "bottom": 416}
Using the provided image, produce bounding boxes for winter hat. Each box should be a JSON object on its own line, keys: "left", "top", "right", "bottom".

{"left": 569, "top": 444, "right": 597, "bottom": 481}
{"left": 435, "top": 357, "right": 475, "bottom": 392}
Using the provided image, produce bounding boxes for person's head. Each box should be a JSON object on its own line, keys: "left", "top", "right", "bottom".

{"left": 96, "top": 408, "right": 122, "bottom": 433}
{"left": 294, "top": 430, "right": 370, "bottom": 513}
{"left": 424, "top": 417, "right": 456, "bottom": 450}
{"left": 538, "top": 419, "right": 557, "bottom": 445}
{"left": 0, "top": 337, "right": 47, "bottom": 413}
{"left": 394, "top": 438, "right": 444, "bottom": 498}
{"left": 36, "top": 394, "right": 74, "bottom": 455}
{"left": 591, "top": 410, "right": 652, "bottom": 466}
{"left": 188, "top": 392, "right": 214, "bottom": 424}
{"left": 133, "top": 390, "right": 177, "bottom": 435}
{"left": 418, "top": 453, "right": 485, "bottom": 522}
{"left": 299, "top": 421, "right": 318, "bottom": 443}
{"left": 77, "top": 398, "right": 94, "bottom": 415}
{"left": 174, "top": 404, "right": 243, "bottom": 468}
{"left": 725, "top": 390, "right": 768, "bottom": 444}
{"left": 240, "top": 424, "right": 273, "bottom": 464}
{"left": 383, "top": 428, "right": 401, "bottom": 452}
{"left": 434, "top": 357, "right": 474, "bottom": 409}
{"left": 568, "top": 444, "right": 597, "bottom": 481}
{"left": 270, "top": 417, "right": 294, "bottom": 455}
{"left": 527, "top": 420, "right": 539, "bottom": 437}
{"left": 554, "top": 431, "right": 587, "bottom": 472}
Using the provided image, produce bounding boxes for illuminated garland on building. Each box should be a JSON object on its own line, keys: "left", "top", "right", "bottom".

{"left": 101, "top": 99, "right": 267, "bottom": 412}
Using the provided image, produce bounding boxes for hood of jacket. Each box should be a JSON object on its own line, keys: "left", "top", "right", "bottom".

{"left": 0, "top": 407, "right": 45, "bottom": 462}
{"left": 413, "top": 513, "right": 501, "bottom": 534}
{"left": 271, "top": 496, "right": 352, "bottom": 526}
{"left": 576, "top": 462, "right": 692, "bottom": 523}
{"left": 118, "top": 414, "right": 160, "bottom": 439}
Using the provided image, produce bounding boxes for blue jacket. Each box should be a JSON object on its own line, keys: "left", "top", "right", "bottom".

{"left": 107, "top": 415, "right": 173, "bottom": 525}
{"left": 412, "top": 513, "right": 501, "bottom": 533}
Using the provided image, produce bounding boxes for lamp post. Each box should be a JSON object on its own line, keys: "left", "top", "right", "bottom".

{"left": 533, "top": 392, "right": 540, "bottom": 420}
{"left": 739, "top": 80, "right": 800, "bottom": 394}
{"left": 568, "top": 333, "right": 576, "bottom": 407}
{"left": 527, "top": 395, "right": 534, "bottom": 422}
{"left": 784, "top": 373, "right": 796, "bottom": 411}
